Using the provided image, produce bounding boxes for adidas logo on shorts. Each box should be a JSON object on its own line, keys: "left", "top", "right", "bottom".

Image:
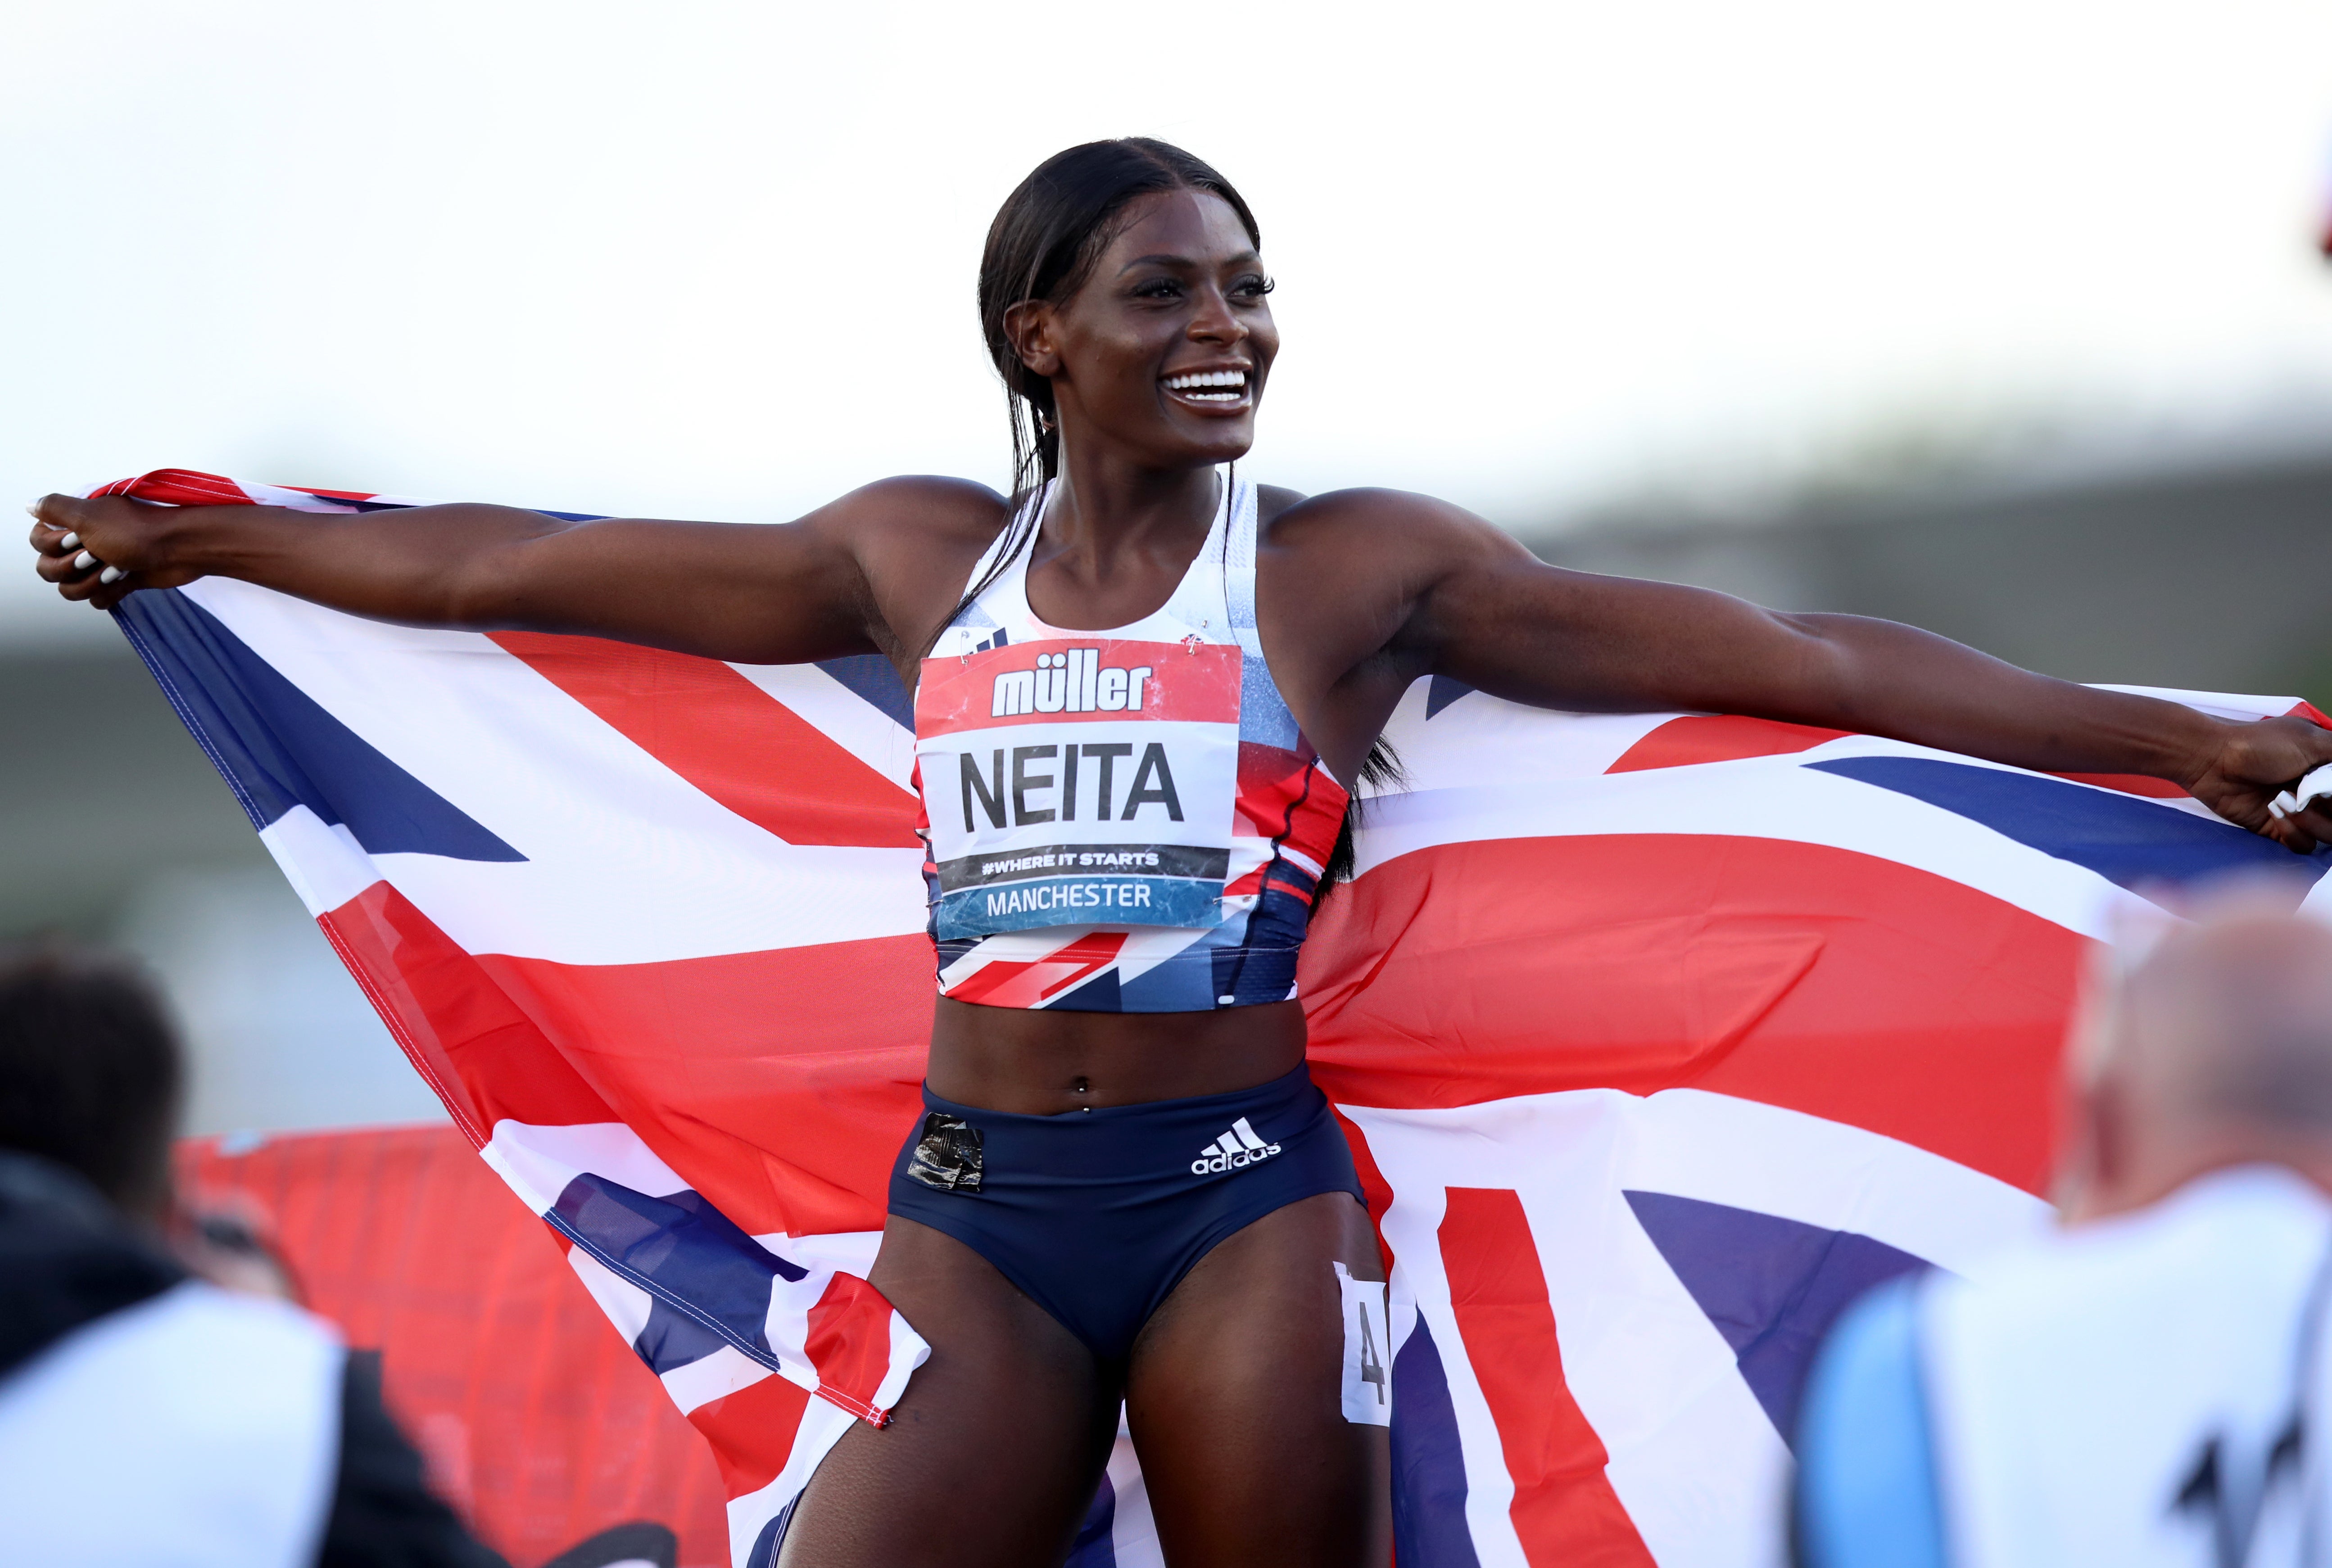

{"left": 1190, "top": 1117, "right": 1283, "bottom": 1175}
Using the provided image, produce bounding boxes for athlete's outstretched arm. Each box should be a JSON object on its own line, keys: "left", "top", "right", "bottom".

{"left": 1267, "top": 489, "right": 2332, "bottom": 853}
{"left": 26, "top": 476, "right": 1004, "bottom": 667}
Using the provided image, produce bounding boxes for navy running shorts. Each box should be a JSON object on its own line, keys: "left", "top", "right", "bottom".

{"left": 884, "top": 1062, "right": 1365, "bottom": 1361}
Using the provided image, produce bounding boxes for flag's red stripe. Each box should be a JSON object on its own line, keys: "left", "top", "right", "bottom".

{"left": 1439, "top": 1188, "right": 1655, "bottom": 1566}
{"left": 317, "top": 881, "right": 617, "bottom": 1142}
{"left": 1606, "top": 714, "right": 1847, "bottom": 773}
{"left": 804, "top": 1275, "right": 901, "bottom": 1426}
{"left": 686, "top": 1372, "right": 813, "bottom": 1500}
{"left": 2052, "top": 771, "right": 2189, "bottom": 800}
{"left": 489, "top": 631, "right": 919, "bottom": 849}
{"left": 320, "top": 882, "right": 930, "bottom": 1237}
{"left": 93, "top": 467, "right": 257, "bottom": 506}
{"left": 475, "top": 939, "right": 931, "bottom": 1238}
{"left": 1303, "top": 835, "right": 2079, "bottom": 1193}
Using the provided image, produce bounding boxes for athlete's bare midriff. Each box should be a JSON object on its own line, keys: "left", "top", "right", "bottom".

{"left": 926, "top": 995, "right": 1307, "bottom": 1114}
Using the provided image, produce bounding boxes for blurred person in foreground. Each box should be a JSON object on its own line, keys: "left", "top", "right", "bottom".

{"left": 1794, "top": 899, "right": 2332, "bottom": 1568}
{"left": 0, "top": 942, "right": 503, "bottom": 1568}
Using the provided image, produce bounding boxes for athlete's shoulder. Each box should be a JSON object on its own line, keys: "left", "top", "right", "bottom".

{"left": 1254, "top": 483, "right": 1309, "bottom": 524}
{"left": 815, "top": 478, "right": 1014, "bottom": 657}
{"left": 1261, "top": 486, "right": 1522, "bottom": 558}
{"left": 814, "top": 474, "right": 1011, "bottom": 548}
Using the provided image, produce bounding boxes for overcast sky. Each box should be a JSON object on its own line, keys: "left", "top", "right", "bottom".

{"left": 7, "top": 0, "right": 2331, "bottom": 646}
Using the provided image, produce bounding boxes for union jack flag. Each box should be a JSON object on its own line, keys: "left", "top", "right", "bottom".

{"left": 91, "top": 468, "right": 2332, "bottom": 1566}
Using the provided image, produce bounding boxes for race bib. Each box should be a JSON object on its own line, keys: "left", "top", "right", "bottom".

{"left": 915, "top": 637, "right": 1241, "bottom": 939}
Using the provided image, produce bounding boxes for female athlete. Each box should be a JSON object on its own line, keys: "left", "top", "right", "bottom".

{"left": 29, "top": 139, "right": 2332, "bottom": 1567}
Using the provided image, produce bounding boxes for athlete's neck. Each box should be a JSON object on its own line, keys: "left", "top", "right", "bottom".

{"left": 1019, "top": 452, "right": 1226, "bottom": 632}
{"left": 1037, "top": 453, "right": 1221, "bottom": 585}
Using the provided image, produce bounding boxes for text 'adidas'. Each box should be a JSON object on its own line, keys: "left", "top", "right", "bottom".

{"left": 1191, "top": 1116, "right": 1283, "bottom": 1175}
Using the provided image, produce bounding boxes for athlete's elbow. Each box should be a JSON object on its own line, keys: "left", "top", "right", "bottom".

{"left": 433, "top": 557, "right": 526, "bottom": 630}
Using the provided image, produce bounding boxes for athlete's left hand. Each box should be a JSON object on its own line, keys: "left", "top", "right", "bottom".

{"left": 2186, "top": 714, "right": 2332, "bottom": 854}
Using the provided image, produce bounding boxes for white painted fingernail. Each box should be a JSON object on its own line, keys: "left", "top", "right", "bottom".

{"left": 99, "top": 566, "right": 127, "bottom": 585}
{"left": 72, "top": 550, "right": 96, "bottom": 569}
{"left": 58, "top": 532, "right": 79, "bottom": 551}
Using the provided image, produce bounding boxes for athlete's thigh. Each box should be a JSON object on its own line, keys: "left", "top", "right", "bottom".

{"left": 1124, "top": 1192, "right": 1391, "bottom": 1568}
{"left": 779, "top": 1216, "right": 1119, "bottom": 1568}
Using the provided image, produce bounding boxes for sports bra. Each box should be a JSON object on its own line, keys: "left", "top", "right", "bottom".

{"left": 912, "top": 471, "right": 1349, "bottom": 1012}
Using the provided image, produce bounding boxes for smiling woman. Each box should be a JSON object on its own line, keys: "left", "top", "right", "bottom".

{"left": 27, "top": 137, "right": 2332, "bottom": 1568}
{"left": 977, "top": 142, "right": 1271, "bottom": 500}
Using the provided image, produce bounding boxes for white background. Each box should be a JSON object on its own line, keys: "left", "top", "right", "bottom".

{"left": 7, "top": 0, "right": 2331, "bottom": 633}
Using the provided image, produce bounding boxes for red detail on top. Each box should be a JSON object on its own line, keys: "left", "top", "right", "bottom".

{"left": 1439, "top": 1188, "right": 1657, "bottom": 1566}
{"left": 1235, "top": 742, "right": 1349, "bottom": 871}
{"left": 1302, "top": 834, "right": 2080, "bottom": 1194}
{"left": 915, "top": 639, "right": 1241, "bottom": 736}
{"left": 490, "top": 632, "right": 918, "bottom": 849}
{"left": 88, "top": 468, "right": 261, "bottom": 507}
{"left": 943, "top": 931, "right": 1129, "bottom": 1008}
{"left": 1606, "top": 714, "right": 1850, "bottom": 773}
{"left": 2291, "top": 700, "right": 2332, "bottom": 728}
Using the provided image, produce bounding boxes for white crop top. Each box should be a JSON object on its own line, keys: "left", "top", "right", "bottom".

{"left": 912, "top": 471, "right": 1349, "bottom": 1013}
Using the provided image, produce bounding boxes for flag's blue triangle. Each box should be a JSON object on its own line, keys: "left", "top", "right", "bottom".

{"left": 1808, "top": 756, "right": 2327, "bottom": 895}
{"left": 1624, "top": 1189, "right": 1931, "bottom": 1446}
{"left": 1064, "top": 1473, "right": 1117, "bottom": 1568}
{"left": 1390, "top": 1313, "right": 1482, "bottom": 1568}
{"left": 816, "top": 653, "right": 916, "bottom": 731}
{"left": 745, "top": 1503, "right": 793, "bottom": 1568}
{"left": 115, "top": 590, "right": 524, "bottom": 862}
{"left": 548, "top": 1174, "right": 806, "bottom": 1378}
{"left": 1425, "top": 676, "right": 1475, "bottom": 719}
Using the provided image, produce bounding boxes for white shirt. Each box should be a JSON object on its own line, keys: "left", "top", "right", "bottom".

{"left": 0, "top": 1280, "right": 345, "bottom": 1568}
{"left": 1924, "top": 1165, "right": 2332, "bottom": 1568}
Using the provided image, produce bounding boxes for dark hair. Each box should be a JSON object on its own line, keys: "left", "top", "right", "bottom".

{"left": 929, "top": 140, "right": 1264, "bottom": 656}
{"left": 1313, "top": 742, "right": 1406, "bottom": 908}
{"left": 0, "top": 944, "right": 183, "bottom": 1222}
{"left": 978, "top": 138, "right": 1263, "bottom": 501}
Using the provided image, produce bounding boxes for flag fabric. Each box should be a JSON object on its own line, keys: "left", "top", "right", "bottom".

{"left": 91, "top": 468, "right": 2332, "bottom": 1567}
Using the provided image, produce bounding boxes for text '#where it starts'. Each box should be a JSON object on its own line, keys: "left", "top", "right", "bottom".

{"left": 993, "top": 649, "right": 1154, "bottom": 718}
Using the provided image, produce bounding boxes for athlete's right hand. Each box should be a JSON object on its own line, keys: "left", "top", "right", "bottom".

{"left": 26, "top": 494, "right": 204, "bottom": 610}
